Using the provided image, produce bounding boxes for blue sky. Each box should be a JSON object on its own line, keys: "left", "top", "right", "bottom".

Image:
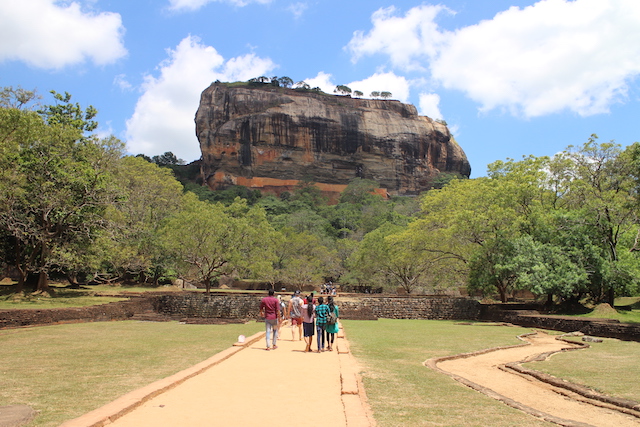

{"left": 1, "top": 0, "right": 639, "bottom": 178}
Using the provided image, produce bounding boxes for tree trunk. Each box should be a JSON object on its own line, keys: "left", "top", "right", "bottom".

{"left": 607, "top": 286, "right": 615, "bottom": 307}
{"left": 15, "top": 271, "right": 26, "bottom": 294}
{"left": 66, "top": 273, "right": 80, "bottom": 288}
{"left": 545, "top": 293, "right": 554, "bottom": 307}
{"left": 497, "top": 281, "right": 507, "bottom": 303}
{"left": 36, "top": 271, "right": 53, "bottom": 295}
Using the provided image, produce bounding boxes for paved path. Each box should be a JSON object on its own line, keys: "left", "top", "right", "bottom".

{"left": 60, "top": 323, "right": 373, "bottom": 427}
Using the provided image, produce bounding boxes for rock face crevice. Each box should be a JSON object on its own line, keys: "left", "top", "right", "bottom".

{"left": 195, "top": 83, "right": 471, "bottom": 197}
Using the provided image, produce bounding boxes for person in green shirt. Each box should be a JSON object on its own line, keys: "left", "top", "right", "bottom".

{"left": 325, "top": 296, "right": 339, "bottom": 351}
{"left": 315, "top": 296, "right": 330, "bottom": 352}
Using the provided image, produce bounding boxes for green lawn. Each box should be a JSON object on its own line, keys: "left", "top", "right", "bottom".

{"left": 1, "top": 313, "right": 638, "bottom": 426}
{"left": 0, "top": 281, "right": 266, "bottom": 309}
{"left": 343, "top": 319, "right": 554, "bottom": 427}
{"left": 523, "top": 336, "right": 640, "bottom": 402}
{"left": 0, "top": 320, "right": 263, "bottom": 427}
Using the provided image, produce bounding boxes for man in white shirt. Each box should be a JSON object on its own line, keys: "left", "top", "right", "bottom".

{"left": 287, "top": 290, "right": 304, "bottom": 341}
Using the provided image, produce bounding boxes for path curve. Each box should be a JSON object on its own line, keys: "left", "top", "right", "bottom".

{"left": 426, "top": 331, "right": 640, "bottom": 427}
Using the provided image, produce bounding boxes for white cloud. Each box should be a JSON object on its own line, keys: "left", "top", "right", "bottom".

{"left": 304, "top": 71, "right": 335, "bottom": 94}
{"left": 347, "top": 72, "right": 410, "bottom": 103}
{"left": 113, "top": 74, "right": 133, "bottom": 92}
{"left": 288, "top": 2, "right": 308, "bottom": 20}
{"left": 348, "top": 0, "right": 640, "bottom": 118}
{"left": 303, "top": 71, "right": 410, "bottom": 103}
{"left": 0, "top": 0, "right": 126, "bottom": 69}
{"left": 347, "top": 5, "right": 451, "bottom": 72}
{"left": 125, "top": 35, "right": 275, "bottom": 161}
{"left": 168, "top": 0, "right": 271, "bottom": 12}
{"left": 418, "top": 93, "right": 442, "bottom": 120}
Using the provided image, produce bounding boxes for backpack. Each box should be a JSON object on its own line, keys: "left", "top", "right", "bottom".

{"left": 327, "top": 309, "right": 337, "bottom": 325}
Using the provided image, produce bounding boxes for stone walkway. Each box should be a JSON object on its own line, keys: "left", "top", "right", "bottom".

{"left": 60, "top": 323, "right": 374, "bottom": 427}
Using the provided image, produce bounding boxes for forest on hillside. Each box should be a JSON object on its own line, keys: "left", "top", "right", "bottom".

{"left": 2, "top": 87, "right": 639, "bottom": 305}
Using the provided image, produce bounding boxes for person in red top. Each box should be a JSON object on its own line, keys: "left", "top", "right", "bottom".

{"left": 259, "top": 289, "right": 281, "bottom": 350}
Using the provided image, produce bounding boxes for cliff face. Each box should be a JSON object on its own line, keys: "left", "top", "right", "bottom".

{"left": 195, "top": 83, "right": 471, "bottom": 197}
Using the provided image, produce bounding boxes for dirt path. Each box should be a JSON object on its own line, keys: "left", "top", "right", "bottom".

{"left": 428, "top": 332, "right": 640, "bottom": 427}
{"left": 60, "top": 323, "right": 373, "bottom": 427}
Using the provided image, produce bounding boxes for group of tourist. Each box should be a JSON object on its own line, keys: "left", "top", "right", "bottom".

{"left": 259, "top": 289, "right": 339, "bottom": 352}
{"left": 320, "top": 281, "right": 337, "bottom": 295}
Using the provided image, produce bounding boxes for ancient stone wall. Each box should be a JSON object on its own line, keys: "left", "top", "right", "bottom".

{"left": 2, "top": 295, "right": 638, "bottom": 342}
{"left": 480, "top": 305, "right": 640, "bottom": 342}
{"left": 338, "top": 296, "right": 481, "bottom": 320}
{"left": 154, "top": 294, "right": 481, "bottom": 321}
{"left": 155, "top": 294, "right": 261, "bottom": 319}
{"left": 0, "top": 297, "right": 155, "bottom": 329}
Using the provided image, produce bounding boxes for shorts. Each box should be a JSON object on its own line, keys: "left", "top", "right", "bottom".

{"left": 291, "top": 317, "right": 303, "bottom": 326}
{"left": 303, "top": 322, "right": 314, "bottom": 337}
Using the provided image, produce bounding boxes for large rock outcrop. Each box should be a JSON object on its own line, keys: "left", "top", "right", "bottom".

{"left": 195, "top": 83, "right": 471, "bottom": 198}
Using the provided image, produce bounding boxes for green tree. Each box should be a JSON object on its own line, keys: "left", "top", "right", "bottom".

{"left": 547, "top": 137, "right": 638, "bottom": 303}
{"left": 0, "top": 89, "right": 126, "bottom": 293}
{"left": 271, "top": 228, "right": 337, "bottom": 290}
{"left": 411, "top": 173, "right": 540, "bottom": 298}
{"left": 37, "top": 90, "right": 98, "bottom": 134}
{"left": 431, "top": 172, "right": 464, "bottom": 189}
{"left": 339, "top": 178, "right": 382, "bottom": 205}
{"left": 0, "top": 86, "right": 40, "bottom": 110}
{"left": 290, "top": 180, "right": 328, "bottom": 208}
{"left": 348, "top": 223, "right": 441, "bottom": 294}
{"left": 380, "top": 91, "right": 392, "bottom": 99}
{"left": 334, "top": 85, "right": 352, "bottom": 96}
{"left": 103, "top": 156, "right": 185, "bottom": 284}
{"left": 152, "top": 151, "right": 184, "bottom": 166}
{"left": 279, "top": 76, "right": 294, "bottom": 88}
{"left": 294, "top": 81, "right": 311, "bottom": 90}
{"left": 468, "top": 234, "right": 586, "bottom": 303}
{"left": 160, "top": 195, "right": 276, "bottom": 294}
{"left": 0, "top": 105, "right": 124, "bottom": 293}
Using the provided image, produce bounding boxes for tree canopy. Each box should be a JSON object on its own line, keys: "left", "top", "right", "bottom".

{"left": 1, "top": 86, "right": 638, "bottom": 305}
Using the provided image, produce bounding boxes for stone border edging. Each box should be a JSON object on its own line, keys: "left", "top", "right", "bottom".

{"left": 423, "top": 332, "right": 598, "bottom": 427}
{"left": 338, "top": 326, "right": 377, "bottom": 427}
{"left": 58, "top": 331, "right": 264, "bottom": 427}
{"left": 501, "top": 336, "right": 640, "bottom": 418}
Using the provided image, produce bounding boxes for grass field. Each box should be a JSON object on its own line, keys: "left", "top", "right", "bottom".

{"left": 1, "top": 318, "right": 638, "bottom": 427}
{"left": 342, "top": 319, "right": 553, "bottom": 427}
{"left": 579, "top": 297, "right": 640, "bottom": 323}
{"left": 0, "top": 281, "right": 266, "bottom": 310}
{"left": 343, "top": 319, "right": 640, "bottom": 427}
{"left": 523, "top": 335, "right": 640, "bottom": 402}
{"left": 0, "top": 320, "right": 263, "bottom": 427}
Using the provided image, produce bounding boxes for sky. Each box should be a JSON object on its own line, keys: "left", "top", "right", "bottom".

{"left": 1, "top": 0, "right": 639, "bottom": 178}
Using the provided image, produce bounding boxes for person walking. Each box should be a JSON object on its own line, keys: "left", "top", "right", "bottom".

{"left": 325, "top": 296, "right": 339, "bottom": 351}
{"left": 288, "top": 290, "right": 304, "bottom": 341}
{"left": 276, "top": 295, "right": 286, "bottom": 335}
{"left": 259, "top": 289, "right": 281, "bottom": 350}
{"left": 314, "top": 296, "right": 330, "bottom": 352}
{"left": 302, "top": 294, "right": 315, "bottom": 352}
